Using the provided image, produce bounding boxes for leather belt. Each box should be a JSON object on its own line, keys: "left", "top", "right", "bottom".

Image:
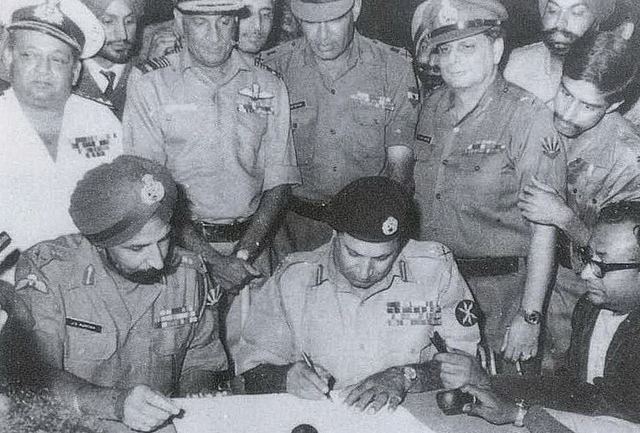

{"left": 289, "top": 196, "right": 329, "bottom": 222}
{"left": 456, "top": 256, "right": 524, "bottom": 278}
{"left": 194, "top": 220, "right": 251, "bottom": 243}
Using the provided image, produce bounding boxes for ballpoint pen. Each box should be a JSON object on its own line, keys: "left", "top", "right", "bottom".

{"left": 301, "top": 351, "right": 333, "bottom": 401}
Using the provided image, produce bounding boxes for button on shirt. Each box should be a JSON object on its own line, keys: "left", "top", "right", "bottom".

{"left": 124, "top": 49, "right": 300, "bottom": 223}
{"left": 0, "top": 89, "right": 122, "bottom": 282}
{"left": 564, "top": 113, "right": 640, "bottom": 228}
{"left": 414, "top": 77, "right": 566, "bottom": 258}
{"left": 263, "top": 33, "right": 419, "bottom": 201}
{"left": 14, "top": 235, "right": 227, "bottom": 393}
{"left": 236, "top": 239, "right": 480, "bottom": 387}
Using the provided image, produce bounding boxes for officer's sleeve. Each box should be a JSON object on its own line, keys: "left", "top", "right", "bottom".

{"left": 12, "top": 254, "right": 66, "bottom": 370}
{"left": 122, "top": 76, "right": 168, "bottom": 164}
{"left": 428, "top": 246, "right": 480, "bottom": 358}
{"left": 262, "top": 77, "right": 301, "bottom": 192}
{"left": 384, "top": 52, "right": 420, "bottom": 150}
{"left": 234, "top": 270, "right": 298, "bottom": 375}
{"left": 512, "top": 103, "right": 567, "bottom": 197}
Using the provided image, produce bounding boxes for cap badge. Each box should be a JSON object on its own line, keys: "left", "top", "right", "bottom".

{"left": 34, "top": 0, "right": 65, "bottom": 26}
{"left": 140, "top": 174, "right": 165, "bottom": 205}
{"left": 382, "top": 216, "right": 398, "bottom": 236}
{"left": 437, "top": 0, "right": 458, "bottom": 27}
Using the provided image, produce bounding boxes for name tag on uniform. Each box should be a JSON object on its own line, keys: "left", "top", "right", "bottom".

{"left": 416, "top": 134, "right": 432, "bottom": 144}
{"left": 464, "top": 141, "right": 505, "bottom": 155}
{"left": 386, "top": 301, "right": 439, "bottom": 326}
{"left": 66, "top": 317, "right": 102, "bottom": 333}
{"left": 155, "top": 306, "right": 198, "bottom": 329}
{"left": 71, "top": 133, "right": 116, "bottom": 159}
{"left": 290, "top": 101, "right": 306, "bottom": 110}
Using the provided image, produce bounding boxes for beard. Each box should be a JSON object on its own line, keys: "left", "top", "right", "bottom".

{"left": 98, "top": 41, "right": 135, "bottom": 64}
{"left": 103, "top": 243, "right": 178, "bottom": 285}
{"left": 541, "top": 29, "right": 580, "bottom": 57}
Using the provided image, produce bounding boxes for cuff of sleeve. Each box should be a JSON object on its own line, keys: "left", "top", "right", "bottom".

{"left": 242, "top": 364, "right": 290, "bottom": 394}
{"left": 263, "top": 166, "right": 301, "bottom": 192}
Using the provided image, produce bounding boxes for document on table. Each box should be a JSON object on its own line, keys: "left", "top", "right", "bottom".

{"left": 172, "top": 393, "right": 434, "bottom": 433}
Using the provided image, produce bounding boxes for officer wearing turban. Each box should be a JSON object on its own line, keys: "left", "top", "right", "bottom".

{"left": 12, "top": 155, "right": 228, "bottom": 432}
{"left": 76, "top": 0, "right": 145, "bottom": 119}
{"left": 236, "top": 177, "right": 480, "bottom": 413}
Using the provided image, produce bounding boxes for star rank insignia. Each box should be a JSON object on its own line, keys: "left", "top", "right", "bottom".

{"left": 542, "top": 137, "right": 561, "bottom": 160}
{"left": 455, "top": 299, "right": 481, "bottom": 327}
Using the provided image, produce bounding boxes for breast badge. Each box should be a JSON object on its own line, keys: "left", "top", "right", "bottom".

{"left": 237, "top": 83, "right": 274, "bottom": 116}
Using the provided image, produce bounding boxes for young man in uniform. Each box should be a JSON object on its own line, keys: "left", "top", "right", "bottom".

{"left": 77, "top": 0, "right": 144, "bottom": 120}
{"left": 412, "top": 0, "right": 566, "bottom": 373}
{"left": 13, "top": 155, "right": 228, "bottom": 432}
{"left": 518, "top": 26, "right": 640, "bottom": 371}
{"left": 237, "top": 177, "right": 481, "bottom": 413}
{"left": 261, "top": 0, "right": 420, "bottom": 252}
{"left": 0, "top": 0, "right": 122, "bottom": 282}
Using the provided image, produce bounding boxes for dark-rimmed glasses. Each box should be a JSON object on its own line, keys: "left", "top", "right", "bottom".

{"left": 578, "top": 246, "right": 640, "bottom": 279}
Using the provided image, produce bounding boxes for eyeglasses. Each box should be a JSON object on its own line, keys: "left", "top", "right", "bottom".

{"left": 578, "top": 246, "right": 640, "bottom": 278}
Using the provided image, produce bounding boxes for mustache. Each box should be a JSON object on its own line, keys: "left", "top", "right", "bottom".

{"left": 554, "top": 113, "right": 580, "bottom": 129}
{"left": 542, "top": 28, "right": 580, "bottom": 43}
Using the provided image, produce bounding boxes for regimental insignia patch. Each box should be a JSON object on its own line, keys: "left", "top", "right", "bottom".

{"left": 71, "top": 133, "right": 116, "bottom": 158}
{"left": 455, "top": 299, "right": 481, "bottom": 327}
{"left": 16, "top": 274, "right": 47, "bottom": 293}
{"left": 542, "top": 136, "right": 561, "bottom": 160}
{"left": 155, "top": 306, "right": 198, "bottom": 328}
{"left": 386, "top": 301, "right": 441, "bottom": 326}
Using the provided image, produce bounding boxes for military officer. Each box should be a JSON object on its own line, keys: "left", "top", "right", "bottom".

{"left": 124, "top": 0, "right": 300, "bottom": 356}
{"left": 412, "top": 0, "right": 567, "bottom": 373}
{"left": 518, "top": 26, "right": 640, "bottom": 371}
{"left": 13, "top": 155, "right": 228, "bottom": 432}
{"left": 76, "top": 0, "right": 145, "bottom": 120}
{"left": 236, "top": 177, "right": 481, "bottom": 413}
{"left": 261, "top": 0, "right": 420, "bottom": 252}
{"left": 0, "top": 0, "right": 123, "bottom": 283}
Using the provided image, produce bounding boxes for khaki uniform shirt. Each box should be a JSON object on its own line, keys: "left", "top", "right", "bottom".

{"left": 14, "top": 235, "right": 227, "bottom": 395}
{"left": 262, "top": 33, "right": 420, "bottom": 201}
{"left": 236, "top": 239, "right": 480, "bottom": 387}
{"left": 414, "top": 77, "right": 567, "bottom": 258}
{"left": 504, "top": 42, "right": 562, "bottom": 106}
{"left": 123, "top": 49, "right": 300, "bottom": 223}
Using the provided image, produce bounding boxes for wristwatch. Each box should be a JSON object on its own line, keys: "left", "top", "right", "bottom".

{"left": 518, "top": 308, "right": 542, "bottom": 325}
{"left": 513, "top": 399, "right": 529, "bottom": 427}
{"left": 402, "top": 366, "right": 418, "bottom": 391}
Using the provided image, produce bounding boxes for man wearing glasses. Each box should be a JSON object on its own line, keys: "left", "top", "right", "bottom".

{"left": 517, "top": 26, "right": 640, "bottom": 371}
{"left": 438, "top": 200, "right": 640, "bottom": 428}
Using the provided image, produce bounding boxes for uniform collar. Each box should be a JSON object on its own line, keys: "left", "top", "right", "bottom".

{"left": 445, "top": 74, "right": 508, "bottom": 121}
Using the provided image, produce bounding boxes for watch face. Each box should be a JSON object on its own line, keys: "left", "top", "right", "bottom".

{"left": 404, "top": 367, "right": 417, "bottom": 381}
{"left": 525, "top": 311, "right": 542, "bottom": 325}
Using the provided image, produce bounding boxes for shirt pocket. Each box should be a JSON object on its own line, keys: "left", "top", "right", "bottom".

{"left": 290, "top": 104, "right": 318, "bottom": 166}
{"left": 152, "top": 322, "right": 194, "bottom": 356}
{"left": 351, "top": 100, "right": 386, "bottom": 127}
{"left": 65, "top": 327, "right": 117, "bottom": 361}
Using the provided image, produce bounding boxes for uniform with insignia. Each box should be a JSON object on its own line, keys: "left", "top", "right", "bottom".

{"left": 236, "top": 238, "right": 480, "bottom": 388}
{"left": 76, "top": 60, "right": 136, "bottom": 120}
{"left": 13, "top": 234, "right": 227, "bottom": 395}
{"left": 0, "top": 88, "right": 123, "bottom": 282}
{"left": 123, "top": 47, "right": 300, "bottom": 225}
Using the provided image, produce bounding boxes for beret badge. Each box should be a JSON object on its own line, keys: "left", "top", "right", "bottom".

{"left": 34, "top": 0, "right": 65, "bottom": 25}
{"left": 140, "top": 174, "right": 165, "bottom": 205}
{"left": 382, "top": 216, "right": 398, "bottom": 236}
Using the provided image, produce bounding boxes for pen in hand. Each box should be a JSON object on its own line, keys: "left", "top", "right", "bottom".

{"left": 301, "top": 351, "right": 333, "bottom": 401}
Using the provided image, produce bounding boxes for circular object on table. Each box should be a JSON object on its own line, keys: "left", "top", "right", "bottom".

{"left": 291, "top": 424, "right": 318, "bottom": 433}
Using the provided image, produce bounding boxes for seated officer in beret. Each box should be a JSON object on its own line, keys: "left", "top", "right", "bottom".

{"left": 0, "top": 0, "right": 122, "bottom": 282}
{"left": 446, "top": 201, "right": 640, "bottom": 429}
{"left": 236, "top": 177, "right": 481, "bottom": 413}
{"left": 12, "top": 155, "right": 227, "bottom": 432}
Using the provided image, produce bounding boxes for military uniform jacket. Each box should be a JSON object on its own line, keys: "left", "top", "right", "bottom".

{"left": 0, "top": 89, "right": 122, "bottom": 282}
{"left": 564, "top": 113, "right": 640, "bottom": 227}
{"left": 504, "top": 42, "right": 562, "bottom": 106}
{"left": 262, "top": 32, "right": 420, "bottom": 201}
{"left": 13, "top": 235, "right": 227, "bottom": 395}
{"left": 123, "top": 49, "right": 300, "bottom": 223}
{"left": 414, "top": 76, "right": 567, "bottom": 258}
{"left": 236, "top": 239, "right": 480, "bottom": 387}
{"left": 76, "top": 61, "right": 135, "bottom": 120}
{"left": 493, "top": 296, "right": 640, "bottom": 424}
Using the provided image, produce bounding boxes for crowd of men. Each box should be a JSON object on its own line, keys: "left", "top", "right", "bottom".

{"left": 1, "top": 0, "right": 640, "bottom": 432}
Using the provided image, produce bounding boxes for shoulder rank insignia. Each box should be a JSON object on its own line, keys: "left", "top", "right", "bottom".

{"left": 16, "top": 274, "right": 48, "bottom": 293}
{"left": 83, "top": 265, "right": 95, "bottom": 286}
{"left": 255, "top": 61, "right": 282, "bottom": 79}
{"left": 455, "top": 300, "right": 481, "bottom": 327}
{"left": 542, "top": 136, "right": 561, "bottom": 160}
{"left": 135, "top": 55, "right": 172, "bottom": 74}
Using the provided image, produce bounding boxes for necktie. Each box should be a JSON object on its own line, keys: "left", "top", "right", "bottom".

{"left": 100, "top": 70, "right": 116, "bottom": 97}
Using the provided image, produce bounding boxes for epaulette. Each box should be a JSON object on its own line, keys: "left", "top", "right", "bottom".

{"left": 72, "top": 89, "right": 114, "bottom": 108}
{"left": 254, "top": 57, "right": 282, "bottom": 79}
{"left": 174, "top": 247, "right": 207, "bottom": 272}
{"left": 261, "top": 38, "right": 302, "bottom": 61}
{"left": 23, "top": 236, "right": 79, "bottom": 269}
{"left": 370, "top": 38, "right": 413, "bottom": 62}
{"left": 402, "top": 240, "right": 453, "bottom": 260}
{"left": 135, "top": 55, "right": 172, "bottom": 74}
{"left": 274, "top": 252, "right": 323, "bottom": 284}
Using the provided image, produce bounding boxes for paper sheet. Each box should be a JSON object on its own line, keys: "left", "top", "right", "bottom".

{"left": 172, "top": 393, "right": 434, "bottom": 433}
